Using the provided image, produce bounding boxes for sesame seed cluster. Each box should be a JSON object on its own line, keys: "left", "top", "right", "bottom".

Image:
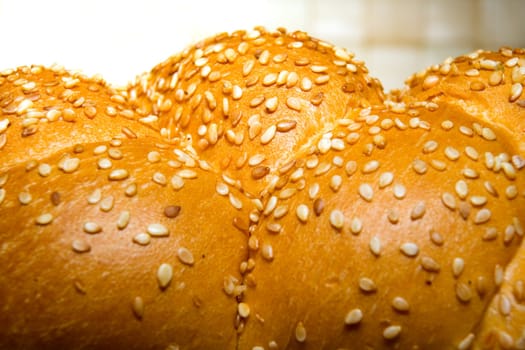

{"left": 0, "top": 27, "right": 524, "bottom": 349}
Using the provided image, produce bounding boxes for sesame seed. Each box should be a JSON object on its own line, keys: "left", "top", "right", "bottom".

{"left": 286, "top": 97, "right": 302, "bottom": 111}
{"left": 97, "top": 158, "right": 112, "bottom": 169}
{"left": 83, "top": 222, "right": 102, "bottom": 234}
{"left": 238, "top": 302, "right": 250, "bottom": 318}
{"left": 327, "top": 209, "right": 344, "bottom": 230}
{"left": 300, "top": 77, "right": 312, "bottom": 91}
{"left": 177, "top": 169, "right": 198, "bottom": 179}
{"left": 157, "top": 263, "right": 173, "bottom": 289}
{"left": 400, "top": 242, "right": 419, "bottom": 257}
{"left": 470, "top": 196, "right": 487, "bottom": 206}
{"left": 87, "top": 189, "right": 102, "bottom": 204}
{"left": 441, "top": 192, "right": 456, "bottom": 210}
{"left": 0, "top": 189, "right": 5, "bottom": 205}
{"left": 177, "top": 247, "right": 194, "bottom": 266}
{"left": 359, "top": 183, "right": 374, "bottom": 201}
{"left": 35, "top": 213, "right": 53, "bottom": 225}
{"left": 495, "top": 264, "right": 504, "bottom": 286}
{"left": 383, "top": 325, "right": 402, "bottom": 340}
{"left": 296, "top": 204, "right": 309, "bottom": 223}
{"left": 423, "top": 140, "right": 438, "bottom": 153}
{"left": 350, "top": 217, "right": 363, "bottom": 235}
{"left": 229, "top": 193, "right": 243, "bottom": 210}
{"left": 133, "top": 233, "right": 150, "bottom": 245}
{"left": 108, "top": 169, "right": 129, "bottom": 181}
{"left": 276, "top": 120, "right": 297, "bottom": 132}
{"left": 59, "top": 157, "right": 80, "bottom": 173}
{"left": 410, "top": 201, "right": 426, "bottom": 220}
{"left": 18, "top": 192, "right": 32, "bottom": 205}
{"left": 465, "top": 146, "right": 479, "bottom": 161}
{"left": 330, "top": 175, "right": 343, "bottom": 192}
{"left": 359, "top": 277, "right": 377, "bottom": 293}
{"left": 164, "top": 205, "right": 181, "bottom": 218}
{"left": 125, "top": 183, "right": 138, "bottom": 197}
{"left": 147, "top": 223, "right": 169, "bottom": 237}
{"left": 393, "top": 184, "right": 406, "bottom": 199}
{"left": 260, "top": 125, "right": 277, "bottom": 145}
{"left": 392, "top": 297, "right": 410, "bottom": 312}
{"left": 456, "top": 282, "right": 472, "bottom": 303}
{"left": 430, "top": 230, "right": 444, "bottom": 246}
{"left": 452, "top": 257, "right": 465, "bottom": 278}
{"left": 261, "top": 243, "right": 274, "bottom": 261}
{"left": 36, "top": 163, "right": 51, "bottom": 177}
{"left": 344, "top": 308, "right": 363, "bottom": 325}
{"left": 171, "top": 175, "right": 185, "bottom": 190}
{"left": 362, "top": 160, "right": 380, "bottom": 174}
{"left": 459, "top": 126, "right": 474, "bottom": 137}
{"left": 422, "top": 75, "right": 439, "bottom": 90}
{"left": 455, "top": 180, "right": 469, "bottom": 199}
{"left": 510, "top": 83, "right": 523, "bottom": 102}
{"left": 286, "top": 72, "right": 299, "bottom": 87}
{"left": 369, "top": 236, "right": 381, "bottom": 256}
{"left": 72, "top": 239, "right": 91, "bottom": 253}
{"left": 421, "top": 256, "right": 440, "bottom": 272}
{"left": 457, "top": 333, "right": 475, "bottom": 350}
{"left": 99, "top": 196, "right": 114, "bottom": 212}
{"left": 444, "top": 146, "right": 460, "bottom": 161}
{"left": 132, "top": 296, "right": 144, "bottom": 320}
{"left": 474, "top": 208, "right": 491, "bottom": 224}
{"left": 462, "top": 168, "right": 479, "bottom": 179}
{"left": 242, "top": 60, "right": 255, "bottom": 76}
{"left": 412, "top": 159, "right": 427, "bottom": 175}
{"left": 263, "top": 73, "right": 277, "bottom": 86}
{"left": 295, "top": 322, "right": 306, "bottom": 343}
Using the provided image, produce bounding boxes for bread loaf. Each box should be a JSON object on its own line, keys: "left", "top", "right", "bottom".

{"left": 0, "top": 27, "right": 524, "bottom": 349}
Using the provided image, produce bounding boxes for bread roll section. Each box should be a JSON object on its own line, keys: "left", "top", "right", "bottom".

{"left": 1, "top": 27, "right": 524, "bottom": 349}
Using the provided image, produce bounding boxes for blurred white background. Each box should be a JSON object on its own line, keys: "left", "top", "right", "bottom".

{"left": 0, "top": 0, "right": 523, "bottom": 91}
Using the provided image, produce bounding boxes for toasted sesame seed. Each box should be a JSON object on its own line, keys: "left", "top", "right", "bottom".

{"left": 295, "top": 322, "right": 306, "bottom": 343}
{"left": 344, "top": 308, "right": 363, "bottom": 325}
{"left": 164, "top": 205, "right": 181, "bottom": 219}
{"left": 456, "top": 282, "right": 472, "bottom": 303}
{"left": 369, "top": 236, "right": 381, "bottom": 256}
{"left": 474, "top": 208, "right": 491, "bottom": 224}
{"left": 131, "top": 296, "right": 145, "bottom": 320}
{"left": 83, "top": 222, "right": 102, "bottom": 234}
{"left": 393, "top": 184, "right": 406, "bottom": 199}
{"left": 72, "top": 239, "right": 91, "bottom": 253}
{"left": 400, "top": 242, "right": 419, "bottom": 257}
{"left": 157, "top": 263, "right": 173, "bottom": 289}
{"left": 359, "top": 277, "right": 377, "bottom": 293}
{"left": 177, "top": 247, "right": 194, "bottom": 266}
{"left": 456, "top": 333, "right": 475, "bottom": 350}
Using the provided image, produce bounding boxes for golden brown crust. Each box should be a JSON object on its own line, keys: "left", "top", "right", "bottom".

{"left": 0, "top": 27, "right": 524, "bottom": 350}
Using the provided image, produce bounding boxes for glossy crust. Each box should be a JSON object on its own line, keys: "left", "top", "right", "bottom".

{"left": 0, "top": 28, "right": 524, "bottom": 349}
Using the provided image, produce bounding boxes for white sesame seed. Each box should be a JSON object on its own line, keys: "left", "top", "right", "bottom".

{"left": 423, "top": 140, "right": 438, "bottom": 153}
{"left": 97, "top": 158, "right": 112, "bottom": 169}
{"left": 157, "top": 263, "right": 173, "bottom": 289}
{"left": 359, "top": 183, "right": 374, "bottom": 201}
{"left": 133, "top": 233, "right": 151, "bottom": 245}
{"left": 330, "top": 209, "right": 345, "bottom": 230}
{"left": 474, "top": 208, "right": 491, "bottom": 224}
{"left": 317, "top": 138, "right": 331, "bottom": 154}
{"left": 99, "top": 196, "right": 114, "bottom": 212}
{"left": 261, "top": 243, "right": 274, "bottom": 261}
{"left": 71, "top": 239, "right": 91, "bottom": 253}
{"left": 59, "top": 157, "right": 80, "bottom": 173}
{"left": 108, "top": 169, "right": 129, "bottom": 181}
{"left": 350, "top": 217, "right": 363, "bottom": 235}
{"left": 369, "top": 236, "right": 381, "bottom": 256}
{"left": 18, "top": 192, "right": 32, "bottom": 205}
{"left": 378, "top": 172, "right": 394, "bottom": 188}
{"left": 83, "top": 222, "right": 102, "bottom": 234}
{"left": 330, "top": 175, "right": 343, "bottom": 192}
{"left": 470, "top": 196, "right": 487, "bottom": 206}
{"left": 495, "top": 264, "right": 504, "bottom": 286}
{"left": 238, "top": 302, "right": 250, "bottom": 318}
{"left": 286, "top": 97, "right": 302, "bottom": 111}
{"left": 456, "top": 282, "right": 472, "bottom": 303}
{"left": 359, "top": 277, "right": 377, "bottom": 292}
{"left": 462, "top": 168, "right": 479, "bottom": 179}
{"left": 296, "top": 204, "right": 309, "bottom": 223}
{"left": 393, "top": 184, "right": 406, "bottom": 199}
{"left": 444, "top": 146, "right": 460, "bottom": 161}
{"left": 441, "top": 192, "right": 456, "bottom": 210}
{"left": 260, "top": 125, "right": 277, "bottom": 145}
{"left": 411, "top": 201, "right": 426, "bottom": 220}
{"left": 392, "top": 297, "right": 410, "bottom": 312}
{"left": 171, "top": 175, "right": 184, "bottom": 190}
{"left": 383, "top": 325, "right": 402, "bottom": 340}
{"left": 0, "top": 188, "right": 5, "bottom": 205}
{"left": 177, "top": 169, "right": 198, "bottom": 179}
{"left": 177, "top": 247, "right": 195, "bottom": 266}
{"left": 147, "top": 223, "right": 169, "bottom": 237}
{"left": 295, "top": 322, "right": 306, "bottom": 343}
{"left": 117, "top": 210, "right": 130, "bottom": 230}
{"left": 362, "top": 160, "right": 380, "bottom": 174}
{"left": 457, "top": 333, "right": 475, "bottom": 350}
{"left": 400, "top": 242, "right": 419, "bottom": 257}
{"left": 36, "top": 213, "right": 54, "bottom": 225}
{"left": 331, "top": 138, "right": 345, "bottom": 151}
{"left": 344, "top": 308, "right": 363, "bottom": 325}
{"left": 455, "top": 180, "right": 469, "bottom": 199}
{"left": 229, "top": 193, "right": 243, "bottom": 210}
{"left": 452, "top": 257, "right": 465, "bottom": 278}
{"left": 481, "top": 127, "right": 497, "bottom": 141}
